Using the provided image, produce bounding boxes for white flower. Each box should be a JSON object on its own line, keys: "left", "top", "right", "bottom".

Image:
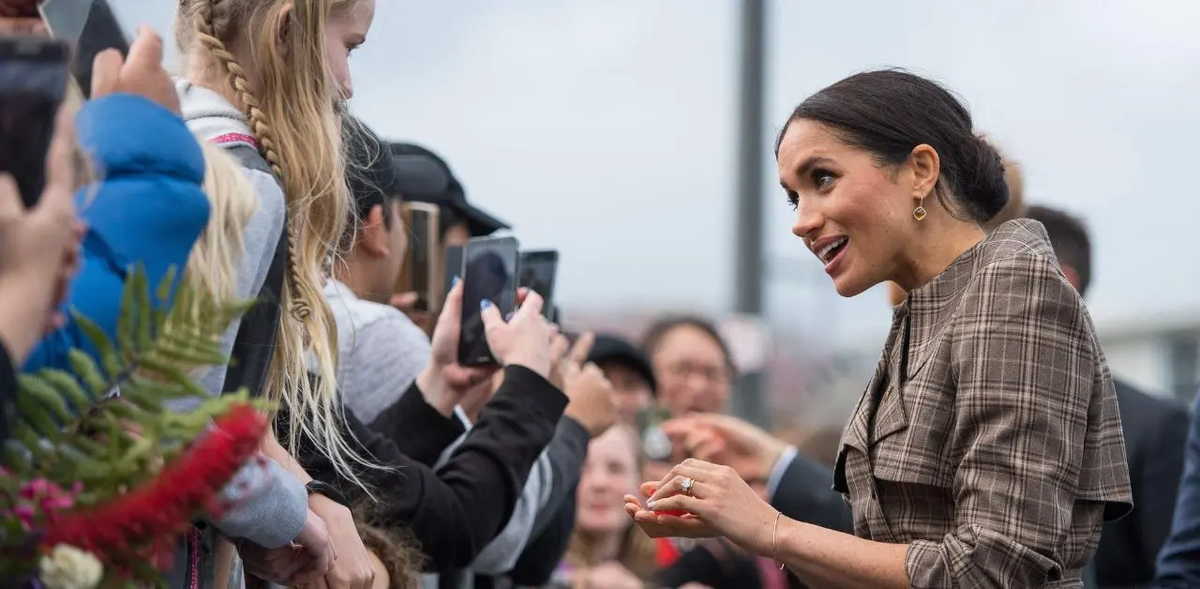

{"left": 39, "top": 544, "right": 103, "bottom": 589}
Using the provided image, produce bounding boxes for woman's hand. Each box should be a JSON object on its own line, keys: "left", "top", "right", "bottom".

{"left": 661, "top": 414, "right": 788, "bottom": 483}
{"left": 90, "top": 26, "right": 181, "bottom": 114}
{"left": 0, "top": 106, "right": 81, "bottom": 363}
{"left": 308, "top": 495, "right": 376, "bottom": 588}
{"left": 624, "top": 459, "right": 778, "bottom": 552}
{"left": 418, "top": 279, "right": 500, "bottom": 416}
{"left": 240, "top": 508, "right": 333, "bottom": 583}
{"left": 480, "top": 289, "right": 557, "bottom": 378}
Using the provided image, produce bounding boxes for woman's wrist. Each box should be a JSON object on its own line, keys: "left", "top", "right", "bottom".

{"left": 0, "top": 281, "right": 51, "bottom": 365}
{"left": 416, "top": 365, "right": 456, "bottom": 417}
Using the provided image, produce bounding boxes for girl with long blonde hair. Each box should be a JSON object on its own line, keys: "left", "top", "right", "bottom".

{"left": 172, "top": 0, "right": 380, "bottom": 585}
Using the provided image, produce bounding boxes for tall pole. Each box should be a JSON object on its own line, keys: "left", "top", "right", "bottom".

{"left": 731, "top": 0, "right": 767, "bottom": 426}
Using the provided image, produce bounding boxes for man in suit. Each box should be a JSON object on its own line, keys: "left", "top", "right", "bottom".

{"left": 1026, "top": 205, "right": 1190, "bottom": 588}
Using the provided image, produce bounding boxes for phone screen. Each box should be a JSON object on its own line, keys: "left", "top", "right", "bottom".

{"left": 40, "top": 0, "right": 129, "bottom": 98}
{"left": 0, "top": 37, "right": 70, "bottom": 208}
{"left": 443, "top": 245, "right": 464, "bottom": 297}
{"left": 458, "top": 236, "right": 519, "bottom": 366}
{"left": 518, "top": 250, "right": 558, "bottom": 318}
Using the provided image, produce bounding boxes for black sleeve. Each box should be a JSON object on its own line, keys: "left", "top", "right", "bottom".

{"left": 501, "top": 417, "right": 589, "bottom": 586}
{"left": 0, "top": 343, "right": 17, "bottom": 446}
{"left": 1138, "top": 403, "right": 1191, "bottom": 569}
{"left": 528, "top": 417, "right": 590, "bottom": 536}
{"left": 293, "top": 365, "right": 567, "bottom": 571}
{"left": 771, "top": 453, "right": 854, "bottom": 534}
{"left": 368, "top": 383, "right": 466, "bottom": 466}
{"left": 505, "top": 490, "right": 577, "bottom": 586}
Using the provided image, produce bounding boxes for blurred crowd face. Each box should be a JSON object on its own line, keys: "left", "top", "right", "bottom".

{"left": 577, "top": 427, "right": 640, "bottom": 536}
{"left": 597, "top": 361, "right": 654, "bottom": 426}
{"left": 778, "top": 119, "right": 927, "bottom": 298}
{"left": 650, "top": 325, "right": 731, "bottom": 417}
{"left": 354, "top": 199, "right": 407, "bottom": 303}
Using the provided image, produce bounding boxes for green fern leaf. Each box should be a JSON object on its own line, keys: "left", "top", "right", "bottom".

{"left": 16, "top": 394, "right": 62, "bottom": 442}
{"left": 136, "top": 357, "right": 206, "bottom": 397}
{"left": 39, "top": 369, "right": 99, "bottom": 414}
{"left": 66, "top": 349, "right": 108, "bottom": 399}
{"left": 130, "top": 267, "right": 153, "bottom": 354}
{"left": 18, "top": 374, "right": 72, "bottom": 422}
{"left": 72, "top": 313, "right": 122, "bottom": 381}
{"left": 3, "top": 442, "right": 31, "bottom": 473}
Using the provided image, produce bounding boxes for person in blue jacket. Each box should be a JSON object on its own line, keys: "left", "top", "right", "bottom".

{"left": 19, "top": 28, "right": 331, "bottom": 587}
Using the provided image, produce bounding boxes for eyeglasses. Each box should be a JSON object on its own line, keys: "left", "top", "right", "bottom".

{"left": 660, "top": 361, "right": 729, "bottom": 384}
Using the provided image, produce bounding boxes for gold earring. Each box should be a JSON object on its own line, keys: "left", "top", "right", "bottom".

{"left": 913, "top": 197, "right": 927, "bottom": 221}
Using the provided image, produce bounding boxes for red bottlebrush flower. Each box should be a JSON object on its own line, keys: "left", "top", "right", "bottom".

{"left": 41, "top": 404, "right": 267, "bottom": 570}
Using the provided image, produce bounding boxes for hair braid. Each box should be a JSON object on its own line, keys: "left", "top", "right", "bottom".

{"left": 193, "top": 0, "right": 312, "bottom": 323}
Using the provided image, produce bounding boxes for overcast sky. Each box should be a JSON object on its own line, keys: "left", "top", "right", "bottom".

{"left": 115, "top": 0, "right": 1200, "bottom": 349}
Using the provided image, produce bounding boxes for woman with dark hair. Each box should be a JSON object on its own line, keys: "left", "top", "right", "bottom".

{"left": 627, "top": 70, "right": 1131, "bottom": 588}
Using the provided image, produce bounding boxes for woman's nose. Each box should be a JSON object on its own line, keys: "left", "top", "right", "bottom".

{"left": 792, "top": 206, "right": 822, "bottom": 239}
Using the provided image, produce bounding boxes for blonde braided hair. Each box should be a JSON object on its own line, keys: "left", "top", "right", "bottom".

{"left": 177, "top": 0, "right": 380, "bottom": 492}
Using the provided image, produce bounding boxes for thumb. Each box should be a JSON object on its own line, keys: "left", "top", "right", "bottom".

{"left": 90, "top": 49, "right": 124, "bottom": 98}
{"left": 479, "top": 299, "right": 505, "bottom": 332}
{"left": 124, "top": 25, "right": 165, "bottom": 75}
{"left": 0, "top": 174, "right": 22, "bottom": 220}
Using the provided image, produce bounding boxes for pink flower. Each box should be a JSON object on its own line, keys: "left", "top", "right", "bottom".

{"left": 4, "top": 478, "right": 83, "bottom": 530}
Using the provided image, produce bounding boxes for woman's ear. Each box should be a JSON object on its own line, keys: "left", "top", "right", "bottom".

{"left": 274, "top": 3, "right": 295, "bottom": 57}
{"left": 908, "top": 143, "right": 940, "bottom": 203}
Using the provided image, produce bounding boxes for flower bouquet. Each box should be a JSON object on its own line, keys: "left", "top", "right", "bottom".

{"left": 0, "top": 267, "right": 272, "bottom": 588}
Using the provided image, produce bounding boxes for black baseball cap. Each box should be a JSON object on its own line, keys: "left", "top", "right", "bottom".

{"left": 587, "top": 334, "right": 658, "bottom": 395}
{"left": 387, "top": 142, "right": 510, "bottom": 237}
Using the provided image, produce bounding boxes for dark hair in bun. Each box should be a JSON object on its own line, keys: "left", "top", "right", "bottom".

{"left": 777, "top": 69, "right": 1009, "bottom": 224}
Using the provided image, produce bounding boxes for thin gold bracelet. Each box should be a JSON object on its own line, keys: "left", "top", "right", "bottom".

{"left": 772, "top": 510, "right": 785, "bottom": 570}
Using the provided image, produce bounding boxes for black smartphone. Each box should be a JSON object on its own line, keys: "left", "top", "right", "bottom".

{"left": 518, "top": 249, "right": 558, "bottom": 319}
{"left": 0, "top": 36, "right": 71, "bottom": 209}
{"left": 458, "top": 235, "right": 519, "bottom": 366}
{"left": 40, "top": 0, "right": 129, "bottom": 98}
{"left": 443, "top": 244, "right": 464, "bottom": 297}
{"left": 395, "top": 203, "right": 441, "bottom": 312}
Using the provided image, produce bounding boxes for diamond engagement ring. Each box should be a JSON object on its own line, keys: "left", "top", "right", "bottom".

{"left": 681, "top": 477, "right": 695, "bottom": 496}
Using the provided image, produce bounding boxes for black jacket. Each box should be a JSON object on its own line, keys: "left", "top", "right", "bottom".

{"left": 287, "top": 365, "right": 567, "bottom": 571}
{"left": 1093, "top": 380, "right": 1189, "bottom": 588}
{"left": 0, "top": 343, "right": 16, "bottom": 448}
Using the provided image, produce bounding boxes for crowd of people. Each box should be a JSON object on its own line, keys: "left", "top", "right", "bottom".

{"left": 3, "top": 1, "right": 1200, "bottom": 588}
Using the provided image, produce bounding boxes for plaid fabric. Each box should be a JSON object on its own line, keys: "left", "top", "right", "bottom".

{"left": 832, "top": 219, "right": 1132, "bottom": 588}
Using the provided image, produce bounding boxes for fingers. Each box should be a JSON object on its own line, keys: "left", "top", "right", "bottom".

{"left": 549, "top": 333, "right": 570, "bottom": 364}
{"left": 515, "top": 290, "right": 545, "bottom": 318}
{"left": 479, "top": 298, "right": 504, "bottom": 332}
{"left": 39, "top": 106, "right": 77, "bottom": 212}
{"left": 647, "top": 461, "right": 713, "bottom": 503}
{"left": 90, "top": 49, "right": 125, "bottom": 99}
{"left": 391, "top": 291, "right": 420, "bottom": 310}
{"left": 124, "top": 25, "right": 165, "bottom": 77}
{"left": 566, "top": 331, "right": 595, "bottom": 366}
{"left": 643, "top": 492, "right": 701, "bottom": 515}
{"left": 647, "top": 474, "right": 707, "bottom": 505}
{"left": 0, "top": 174, "right": 20, "bottom": 220}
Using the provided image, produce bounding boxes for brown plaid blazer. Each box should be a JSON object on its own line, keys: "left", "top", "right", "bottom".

{"left": 832, "top": 220, "right": 1132, "bottom": 588}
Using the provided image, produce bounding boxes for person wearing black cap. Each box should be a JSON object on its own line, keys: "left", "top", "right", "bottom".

{"left": 333, "top": 122, "right": 593, "bottom": 589}
{"left": 587, "top": 334, "right": 657, "bottom": 427}
{"left": 387, "top": 141, "right": 510, "bottom": 253}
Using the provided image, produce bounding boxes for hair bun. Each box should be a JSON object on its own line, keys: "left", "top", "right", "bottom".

{"left": 962, "top": 135, "right": 1010, "bottom": 222}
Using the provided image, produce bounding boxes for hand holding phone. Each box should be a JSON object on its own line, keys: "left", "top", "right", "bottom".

{"left": 0, "top": 104, "right": 82, "bottom": 362}
{"left": 458, "top": 236, "right": 519, "bottom": 365}
{"left": 89, "top": 26, "right": 178, "bottom": 114}
{"left": 478, "top": 289, "right": 556, "bottom": 378}
{"left": 417, "top": 279, "right": 500, "bottom": 417}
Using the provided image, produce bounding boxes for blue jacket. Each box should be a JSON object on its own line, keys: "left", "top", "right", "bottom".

{"left": 1155, "top": 389, "right": 1200, "bottom": 587}
{"left": 24, "top": 94, "right": 210, "bottom": 373}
